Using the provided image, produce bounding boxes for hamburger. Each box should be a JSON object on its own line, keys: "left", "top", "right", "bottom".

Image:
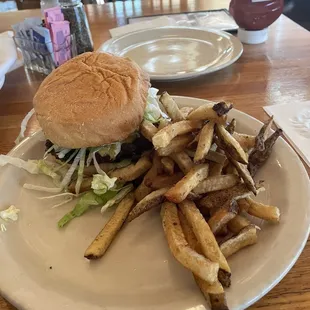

{"left": 34, "top": 52, "right": 157, "bottom": 162}
{"left": 31, "top": 52, "right": 168, "bottom": 226}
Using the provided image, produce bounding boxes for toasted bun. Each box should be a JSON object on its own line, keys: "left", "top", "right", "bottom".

{"left": 33, "top": 52, "right": 150, "bottom": 148}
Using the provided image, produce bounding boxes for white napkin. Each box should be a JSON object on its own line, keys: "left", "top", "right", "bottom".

{"left": 264, "top": 102, "right": 310, "bottom": 167}
{"left": 109, "top": 16, "right": 176, "bottom": 38}
{"left": 0, "top": 31, "right": 18, "bottom": 89}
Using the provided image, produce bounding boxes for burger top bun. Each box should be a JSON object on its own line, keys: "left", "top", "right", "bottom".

{"left": 33, "top": 52, "right": 150, "bottom": 148}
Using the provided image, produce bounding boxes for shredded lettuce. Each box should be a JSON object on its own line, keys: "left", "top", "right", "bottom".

{"left": 144, "top": 88, "right": 169, "bottom": 123}
{"left": 58, "top": 190, "right": 117, "bottom": 228}
{"left": 0, "top": 205, "right": 20, "bottom": 221}
{"left": 75, "top": 148, "right": 86, "bottom": 195}
{"left": 37, "top": 160, "right": 61, "bottom": 185}
{"left": 91, "top": 173, "right": 117, "bottom": 195}
{"left": 23, "top": 184, "right": 63, "bottom": 193}
{"left": 98, "top": 143, "right": 121, "bottom": 160}
{"left": 0, "top": 155, "right": 39, "bottom": 174}
{"left": 60, "top": 148, "right": 84, "bottom": 189}
{"left": 101, "top": 184, "right": 134, "bottom": 214}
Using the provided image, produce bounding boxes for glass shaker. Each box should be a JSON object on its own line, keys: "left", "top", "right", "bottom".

{"left": 59, "top": 0, "right": 94, "bottom": 55}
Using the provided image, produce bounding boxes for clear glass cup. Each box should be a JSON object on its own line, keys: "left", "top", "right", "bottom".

{"left": 59, "top": 0, "right": 94, "bottom": 55}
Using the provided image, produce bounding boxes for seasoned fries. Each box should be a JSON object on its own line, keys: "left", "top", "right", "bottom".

{"left": 109, "top": 156, "right": 152, "bottom": 182}
{"left": 180, "top": 106, "right": 194, "bottom": 118}
{"left": 165, "top": 164, "right": 209, "bottom": 203}
{"left": 194, "top": 121, "right": 215, "bottom": 163}
{"left": 179, "top": 211, "right": 228, "bottom": 310}
{"left": 127, "top": 187, "right": 169, "bottom": 222}
{"left": 227, "top": 214, "right": 251, "bottom": 234}
{"left": 161, "top": 157, "right": 175, "bottom": 175}
{"left": 205, "top": 150, "right": 227, "bottom": 164}
{"left": 140, "top": 120, "right": 158, "bottom": 141}
{"left": 239, "top": 198, "right": 280, "bottom": 223}
{"left": 255, "top": 116, "right": 274, "bottom": 151}
{"left": 188, "top": 102, "right": 231, "bottom": 124}
{"left": 161, "top": 202, "right": 219, "bottom": 284}
{"left": 144, "top": 152, "right": 163, "bottom": 187}
{"left": 248, "top": 128, "right": 282, "bottom": 177}
{"left": 152, "top": 120, "right": 202, "bottom": 149}
{"left": 159, "top": 91, "right": 185, "bottom": 121}
{"left": 226, "top": 155, "right": 257, "bottom": 195}
{"left": 77, "top": 92, "right": 282, "bottom": 310}
{"left": 170, "top": 151, "right": 193, "bottom": 174}
{"left": 216, "top": 124, "right": 248, "bottom": 164}
{"left": 179, "top": 200, "right": 231, "bottom": 287}
{"left": 84, "top": 192, "right": 135, "bottom": 259}
{"left": 149, "top": 173, "right": 183, "bottom": 190}
{"left": 157, "top": 134, "right": 193, "bottom": 156}
{"left": 193, "top": 174, "right": 240, "bottom": 195}
{"left": 232, "top": 132, "right": 256, "bottom": 152}
{"left": 208, "top": 200, "right": 238, "bottom": 235}
{"left": 220, "top": 225, "right": 258, "bottom": 258}
{"left": 199, "top": 183, "right": 255, "bottom": 210}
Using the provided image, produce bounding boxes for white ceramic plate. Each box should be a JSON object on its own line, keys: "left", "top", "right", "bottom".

{"left": 99, "top": 27, "right": 243, "bottom": 81}
{"left": 0, "top": 96, "right": 310, "bottom": 310}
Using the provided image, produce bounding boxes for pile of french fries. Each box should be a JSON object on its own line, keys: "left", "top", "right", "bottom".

{"left": 84, "top": 92, "right": 282, "bottom": 310}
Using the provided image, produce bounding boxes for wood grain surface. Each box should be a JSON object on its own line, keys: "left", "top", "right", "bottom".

{"left": 0, "top": 1, "right": 310, "bottom": 309}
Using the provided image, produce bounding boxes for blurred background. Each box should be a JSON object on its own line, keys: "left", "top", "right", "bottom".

{"left": 0, "top": 0, "right": 309, "bottom": 31}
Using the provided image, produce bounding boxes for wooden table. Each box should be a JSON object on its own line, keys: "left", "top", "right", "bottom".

{"left": 1, "top": 1, "right": 310, "bottom": 309}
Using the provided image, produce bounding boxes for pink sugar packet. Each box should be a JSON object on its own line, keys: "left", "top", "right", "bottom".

{"left": 50, "top": 21, "right": 71, "bottom": 66}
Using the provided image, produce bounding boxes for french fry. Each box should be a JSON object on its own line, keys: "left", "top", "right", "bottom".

{"left": 134, "top": 182, "right": 152, "bottom": 202}
{"left": 198, "top": 183, "right": 260, "bottom": 211}
{"left": 161, "top": 202, "right": 219, "bottom": 284}
{"left": 165, "top": 164, "right": 209, "bottom": 203}
{"left": 209, "top": 162, "right": 225, "bottom": 177}
{"left": 194, "top": 121, "right": 215, "bottom": 163}
{"left": 255, "top": 116, "right": 274, "bottom": 152}
{"left": 208, "top": 200, "right": 238, "bottom": 235}
{"left": 158, "top": 118, "right": 170, "bottom": 130}
{"left": 226, "top": 118, "right": 236, "bottom": 135}
{"left": 149, "top": 173, "right": 183, "bottom": 190}
{"left": 84, "top": 192, "right": 135, "bottom": 259}
{"left": 227, "top": 214, "right": 251, "bottom": 234}
{"left": 152, "top": 120, "right": 202, "bottom": 149}
{"left": 240, "top": 198, "right": 280, "bottom": 223}
{"left": 248, "top": 129, "right": 282, "bottom": 177}
{"left": 159, "top": 91, "right": 185, "bottom": 121}
{"left": 179, "top": 211, "right": 228, "bottom": 310}
{"left": 232, "top": 132, "right": 256, "bottom": 152}
{"left": 143, "top": 152, "right": 163, "bottom": 187}
{"left": 226, "top": 154, "right": 257, "bottom": 195}
{"left": 193, "top": 174, "right": 240, "bottom": 195}
{"left": 188, "top": 102, "right": 231, "bottom": 124}
{"left": 215, "top": 124, "right": 248, "bottom": 164}
{"left": 135, "top": 154, "right": 164, "bottom": 202}
{"left": 161, "top": 157, "right": 175, "bottom": 175}
{"left": 180, "top": 106, "right": 194, "bottom": 118}
{"left": 140, "top": 120, "right": 158, "bottom": 141}
{"left": 68, "top": 177, "right": 92, "bottom": 193}
{"left": 224, "top": 162, "right": 238, "bottom": 175}
{"left": 220, "top": 225, "right": 258, "bottom": 258}
{"left": 205, "top": 150, "right": 227, "bottom": 164}
{"left": 157, "top": 134, "right": 193, "bottom": 156}
{"left": 83, "top": 160, "right": 131, "bottom": 176}
{"left": 170, "top": 151, "right": 194, "bottom": 174}
{"left": 127, "top": 187, "right": 169, "bottom": 222}
{"left": 109, "top": 156, "right": 152, "bottom": 182}
{"left": 179, "top": 200, "right": 231, "bottom": 287}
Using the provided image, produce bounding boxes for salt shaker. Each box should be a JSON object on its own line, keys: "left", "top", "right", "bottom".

{"left": 59, "top": 0, "right": 93, "bottom": 54}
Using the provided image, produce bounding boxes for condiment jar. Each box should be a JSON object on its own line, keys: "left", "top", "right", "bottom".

{"left": 59, "top": 0, "right": 94, "bottom": 54}
{"left": 229, "top": 0, "right": 284, "bottom": 44}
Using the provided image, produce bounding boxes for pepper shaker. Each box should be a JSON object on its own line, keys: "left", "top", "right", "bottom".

{"left": 59, "top": 0, "right": 93, "bottom": 54}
